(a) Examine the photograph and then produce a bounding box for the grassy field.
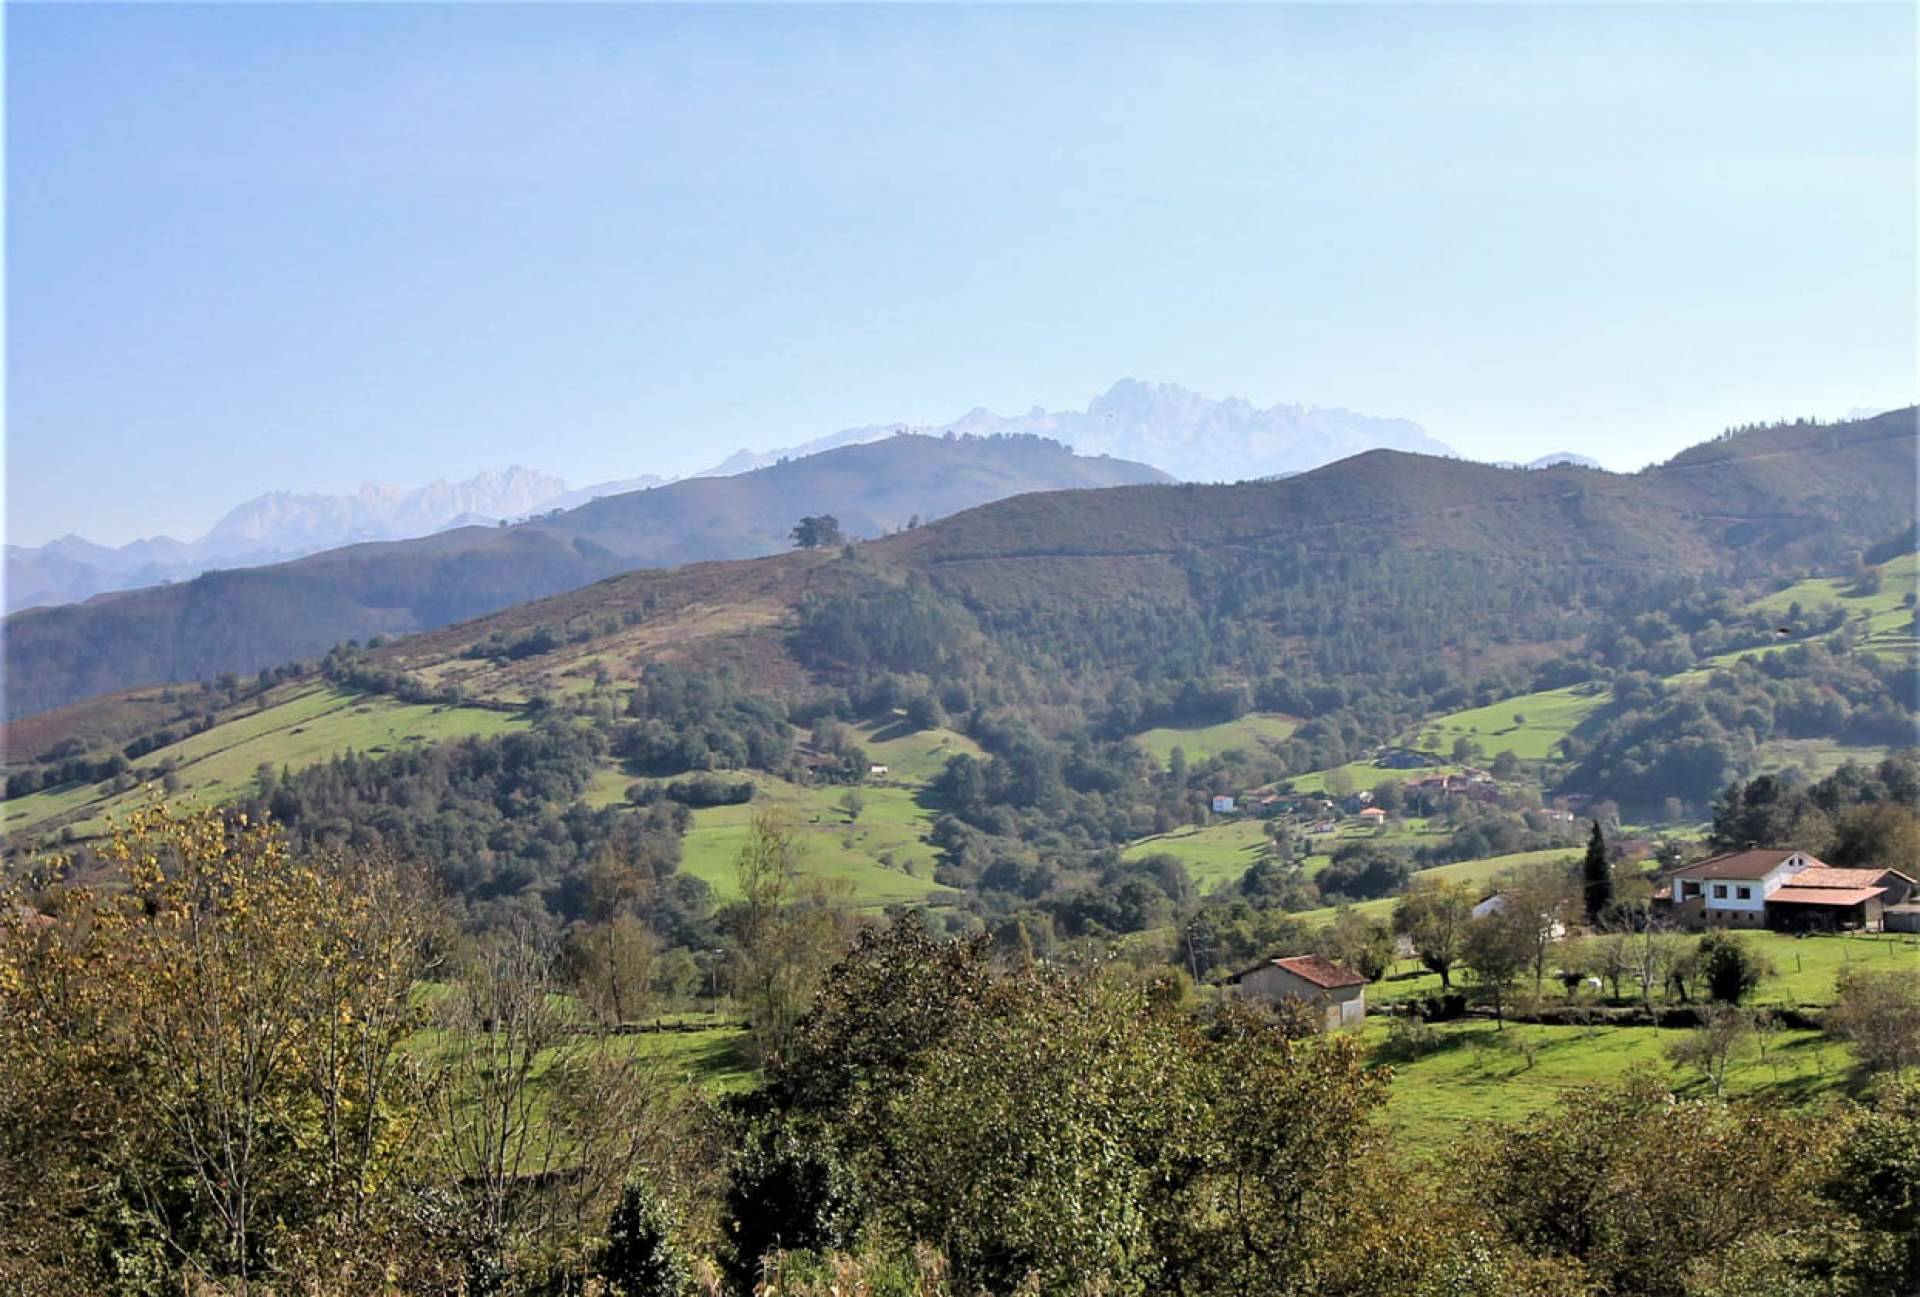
[856,721,985,785]
[1125,816,1455,895]
[1,685,526,839]
[1697,553,1920,672]
[1407,684,1610,763]
[674,777,954,908]
[1747,738,1895,780]
[1133,713,1299,767]
[1123,820,1273,893]
[1290,847,1583,928]
[1369,930,1920,1009]
[1284,759,1473,796]
[1364,1015,1858,1158]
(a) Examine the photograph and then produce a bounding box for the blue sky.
[7,2,1915,546]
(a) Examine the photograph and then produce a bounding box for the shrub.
[599,1174,690,1297]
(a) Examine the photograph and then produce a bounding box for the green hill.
[1,435,1168,718]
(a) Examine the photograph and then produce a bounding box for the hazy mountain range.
[1,433,1171,716]
[5,380,1439,614]
[4,468,666,614]
[690,379,1447,481]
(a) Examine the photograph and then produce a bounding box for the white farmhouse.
[1660,849,1909,932]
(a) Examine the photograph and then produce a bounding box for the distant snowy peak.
[8,466,579,613]
[200,466,568,554]
[1069,379,1447,480]
[687,380,1446,483]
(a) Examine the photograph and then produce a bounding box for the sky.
[6,2,1915,547]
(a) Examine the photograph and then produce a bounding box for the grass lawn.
[2,685,527,840]
[675,777,955,908]
[1407,683,1610,763]
[1364,1015,1859,1159]
[1133,713,1299,767]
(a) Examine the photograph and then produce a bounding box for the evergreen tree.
[1581,819,1613,924]
[600,1174,690,1297]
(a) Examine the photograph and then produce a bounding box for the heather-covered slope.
[1,434,1167,717]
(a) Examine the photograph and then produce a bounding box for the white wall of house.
[1702,879,1767,914]
[1698,854,1814,916]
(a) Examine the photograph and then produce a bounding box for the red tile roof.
[1767,886,1886,907]
[1789,867,1902,890]
[1669,849,1818,881]
[1270,953,1369,990]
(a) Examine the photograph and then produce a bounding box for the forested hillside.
[0,434,1167,717]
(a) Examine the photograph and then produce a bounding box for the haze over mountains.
[4,467,666,613]
[691,379,1447,481]
[5,380,1437,615]
[0,433,1170,716]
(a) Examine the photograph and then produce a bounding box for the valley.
[4,411,1916,1295]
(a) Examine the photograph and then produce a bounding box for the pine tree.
[1582,820,1613,924]
[599,1174,689,1297]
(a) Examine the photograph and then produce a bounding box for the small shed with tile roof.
[1224,953,1368,1030]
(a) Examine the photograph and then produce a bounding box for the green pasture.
[1700,553,1920,672]
[1408,684,1609,763]
[1133,713,1299,767]
[1748,738,1895,781]
[1125,815,1473,897]
[1123,820,1274,893]
[1285,759,1470,796]
[2,686,525,839]
[674,777,954,908]
[854,721,985,785]
[1369,930,1920,1010]
[1365,1016,1857,1159]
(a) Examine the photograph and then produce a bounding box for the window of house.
[1713,884,1728,899]
[1736,886,1751,899]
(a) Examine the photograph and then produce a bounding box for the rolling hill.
[356,408,1917,706]
[1,434,1167,718]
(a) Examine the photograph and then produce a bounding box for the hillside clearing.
[1408,684,1609,762]
[673,778,954,908]
[1,685,526,840]
[1132,713,1299,767]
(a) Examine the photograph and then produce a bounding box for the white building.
[1224,953,1367,1030]
[1661,848,1822,929]
[1472,891,1569,940]
[1662,849,1908,932]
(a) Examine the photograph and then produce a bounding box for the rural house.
[1657,849,1914,932]
[1212,795,1236,814]
[1357,806,1388,825]
[1224,953,1367,1030]
[1472,890,1568,939]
